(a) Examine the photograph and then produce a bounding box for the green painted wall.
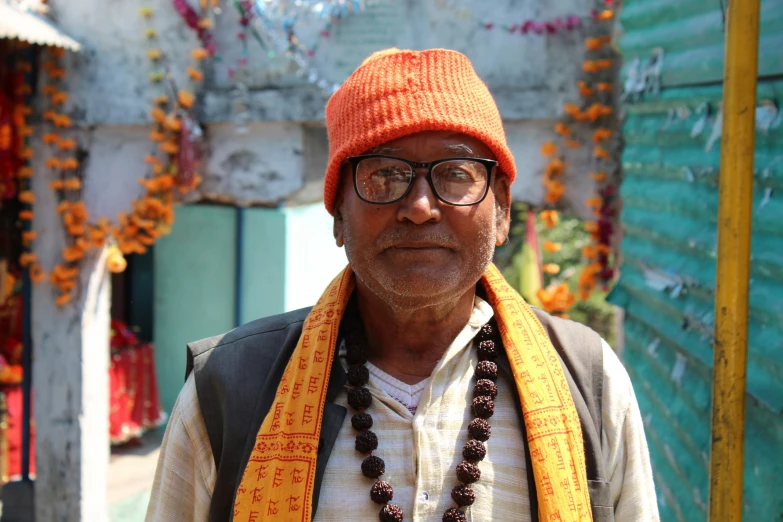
[612,1,783,520]
[240,208,287,324]
[153,205,236,415]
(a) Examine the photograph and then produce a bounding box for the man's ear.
[333,205,344,248]
[494,172,512,246]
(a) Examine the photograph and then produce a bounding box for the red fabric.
[1,384,35,479]
[109,343,165,444]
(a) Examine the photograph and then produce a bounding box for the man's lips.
[385,242,453,251]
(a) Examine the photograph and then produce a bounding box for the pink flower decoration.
[521,20,534,34]
[307,49,315,57]
[545,22,557,34]
[484,22,495,30]
[508,24,519,33]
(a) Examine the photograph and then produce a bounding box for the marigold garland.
[536,0,618,315]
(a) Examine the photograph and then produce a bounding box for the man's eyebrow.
[443,143,478,157]
[368,146,403,155]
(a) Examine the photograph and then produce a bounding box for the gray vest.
[186,306,615,522]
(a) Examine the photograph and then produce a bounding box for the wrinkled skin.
[333,130,511,383]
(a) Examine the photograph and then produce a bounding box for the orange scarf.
[234,264,592,521]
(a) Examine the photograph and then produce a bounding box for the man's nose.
[396,170,441,225]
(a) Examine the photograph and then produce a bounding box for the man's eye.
[375,168,406,179]
[446,169,473,181]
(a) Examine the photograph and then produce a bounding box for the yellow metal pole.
[708,0,761,520]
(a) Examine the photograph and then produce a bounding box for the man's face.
[334,130,512,310]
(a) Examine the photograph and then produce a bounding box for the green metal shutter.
[610,0,783,520]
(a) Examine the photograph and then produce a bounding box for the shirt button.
[419,491,429,503]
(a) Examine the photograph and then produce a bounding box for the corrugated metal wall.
[611,0,783,520]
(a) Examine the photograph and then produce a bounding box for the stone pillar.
[30,139,110,521]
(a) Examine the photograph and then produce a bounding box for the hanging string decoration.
[537,0,619,311]
[244,0,377,95]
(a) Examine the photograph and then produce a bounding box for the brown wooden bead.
[475,360,498,381]
[477,340,499,361]
[451,484,476,507]
[468,418,491,441]
[473,378,497,398]
[362,455,385,478]
[471,395,495,419]
[462,439,486,462]
[370,480,394,504]
[346,344,368,365]
[348,386,373,410]
[478,323,494,339]
[351,412,373,431]
[379,504,404,522]
[456,461,481,484]
[442,507,467,522]
[355,430,378,454]
[347,364,370,386]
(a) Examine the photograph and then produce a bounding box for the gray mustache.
[375,228,457,250]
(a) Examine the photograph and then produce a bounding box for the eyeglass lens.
[355,157,489,205]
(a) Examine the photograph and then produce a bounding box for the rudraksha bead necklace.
[341,304,502,522]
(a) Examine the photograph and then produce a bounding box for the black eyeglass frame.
[345,154,498,207]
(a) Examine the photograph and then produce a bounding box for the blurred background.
[0,0,781,520]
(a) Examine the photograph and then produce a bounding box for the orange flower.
[43,133,60,145]
[19,252,37,267]
[596,82,613,92]
[544,180,565,203]
[149,130,166,142]
[56,201,71,213]
[63,245,84,262]
[19,147,34,159]
[598,9,614,21]
[42,85,58,96]
[45,157,62,169]
[578,81,594,98]
[590,171,607,182]
[543,240,562,253]
[592,128,613,144]
[22,230,38,247]
[159,141,179,154]
[582,245,598,259]
[75,237,91,252]
[50,179,65,190]
[29,263,46,283]
[63,177,82,190]
[543,263,561,275]
[540,141,558,156]
[151,107,166,123]
[593,146,611,160]
[178,90,195,109]
[540,210,559,228]
[146,48,163,60]
[106,247,127,273]
[198,18,213,29]
[19,126,33,136]
[144,154,161,165]
[584,37,604,51]
[554,123,571,137]
[582,61,599,73]
[154,95,169,105]
[565,139,582,149]
[537,283,576,314]
[51,91,69,106]
[61,158,80,170]
[545,158,565,178]
[191,48,210,60]
[164,113,181,131]
[55,292,72,307]
[563,102,581,116]
[18,167,33,178]
[43,110,57,122]
[586,196,603,208]
[187,66,204,81]
[584,222,599,233]
[19,210,34,220]
[58,138,77,150]
[596,59,614,70]
[18,190,35,204]
[138,234,155,246]
[53,114,72,128]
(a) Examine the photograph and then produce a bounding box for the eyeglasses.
[345,155,497,206]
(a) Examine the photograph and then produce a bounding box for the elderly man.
[147,49,658,522]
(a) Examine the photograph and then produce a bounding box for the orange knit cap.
[323,48,517,215]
